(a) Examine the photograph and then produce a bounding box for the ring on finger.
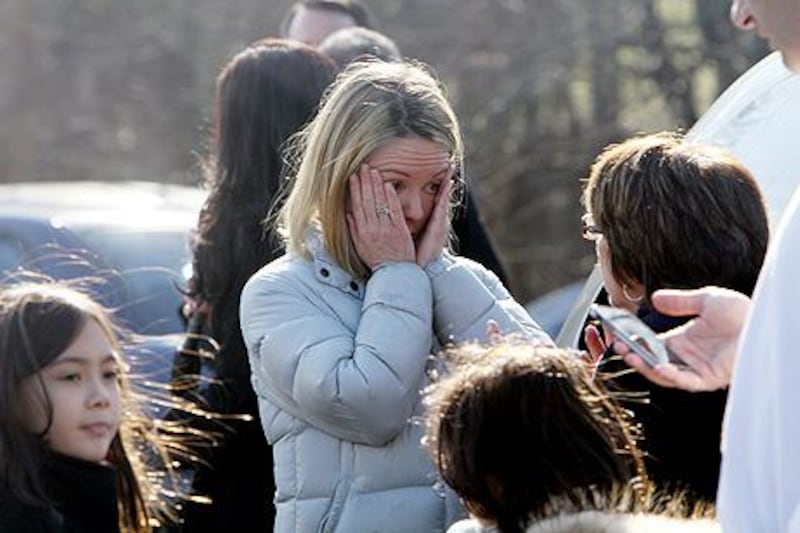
[376,205,392,218]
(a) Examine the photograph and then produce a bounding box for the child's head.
[0,282,152,529]
[423,342,649,533]
[3,283,123,463]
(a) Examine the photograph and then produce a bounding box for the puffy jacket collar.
[305,229,364,298]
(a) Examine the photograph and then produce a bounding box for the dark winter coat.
[0,453,119,533]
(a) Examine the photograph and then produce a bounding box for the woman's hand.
[581,322,608,376]
[486,319,502,344]
[415,176,454,268]
[584,323,607,360]
[347,164,415,270]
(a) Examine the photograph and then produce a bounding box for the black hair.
[188,39,337,403]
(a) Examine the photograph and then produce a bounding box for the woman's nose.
[730,0,756,30]
[401,192,425,222]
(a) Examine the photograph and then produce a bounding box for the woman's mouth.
[81,422,113,438]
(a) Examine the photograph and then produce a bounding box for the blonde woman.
[240,61,550,532]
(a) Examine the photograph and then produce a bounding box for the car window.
[0,234,26,273]
[74,228,191,334]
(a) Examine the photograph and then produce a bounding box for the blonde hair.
[278,60,464,279]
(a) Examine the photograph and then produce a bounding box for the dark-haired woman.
[182,39,337,531]
[581,132,769,503]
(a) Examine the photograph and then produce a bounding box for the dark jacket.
[452,189,508,286]
[605,306,727,503]
[176,312,274,532]
[0,453,119,533]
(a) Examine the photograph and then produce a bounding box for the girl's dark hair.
[0,283,151,531]
[423,343,650,533]
[0,281,213,532]
[581,132,769,301]
[188,38,336,399]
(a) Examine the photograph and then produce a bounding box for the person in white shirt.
[616,1,800,530]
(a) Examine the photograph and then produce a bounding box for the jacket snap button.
[349,281,358,291]
[320,268,329,277]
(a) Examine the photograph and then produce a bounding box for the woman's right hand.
[347,164,415,270]
[415,176,453,268]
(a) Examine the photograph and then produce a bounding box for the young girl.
[423,341,718,533]
[0,282,189,532]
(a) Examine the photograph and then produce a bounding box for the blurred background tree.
[0,0,766,302]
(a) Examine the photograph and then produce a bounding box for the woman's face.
[366,136,452,240]
[595,235,640,313]
[18,318,122,463]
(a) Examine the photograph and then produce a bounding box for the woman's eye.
[103,369,119,381]
[425,182,442,194]
[386,181,401,191]
[60,373,81,382]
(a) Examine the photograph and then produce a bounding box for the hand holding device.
[588,304,680,367]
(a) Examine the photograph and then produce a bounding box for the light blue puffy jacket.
[240,232,550,532]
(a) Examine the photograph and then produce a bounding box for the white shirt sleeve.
[718,185,800,533]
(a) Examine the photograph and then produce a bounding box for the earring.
[622,283,644,303]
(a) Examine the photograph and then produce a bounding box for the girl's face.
[19,318,122,463]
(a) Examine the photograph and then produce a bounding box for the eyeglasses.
[581,213,602,242]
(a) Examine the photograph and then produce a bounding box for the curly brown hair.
[423,342,650,533]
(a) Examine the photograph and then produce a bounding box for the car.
[0,180,206,388]
[524,280,584,339]
[554,51,800,348]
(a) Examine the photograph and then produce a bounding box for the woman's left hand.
[416,176,454,267]
[581,322,608,374]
